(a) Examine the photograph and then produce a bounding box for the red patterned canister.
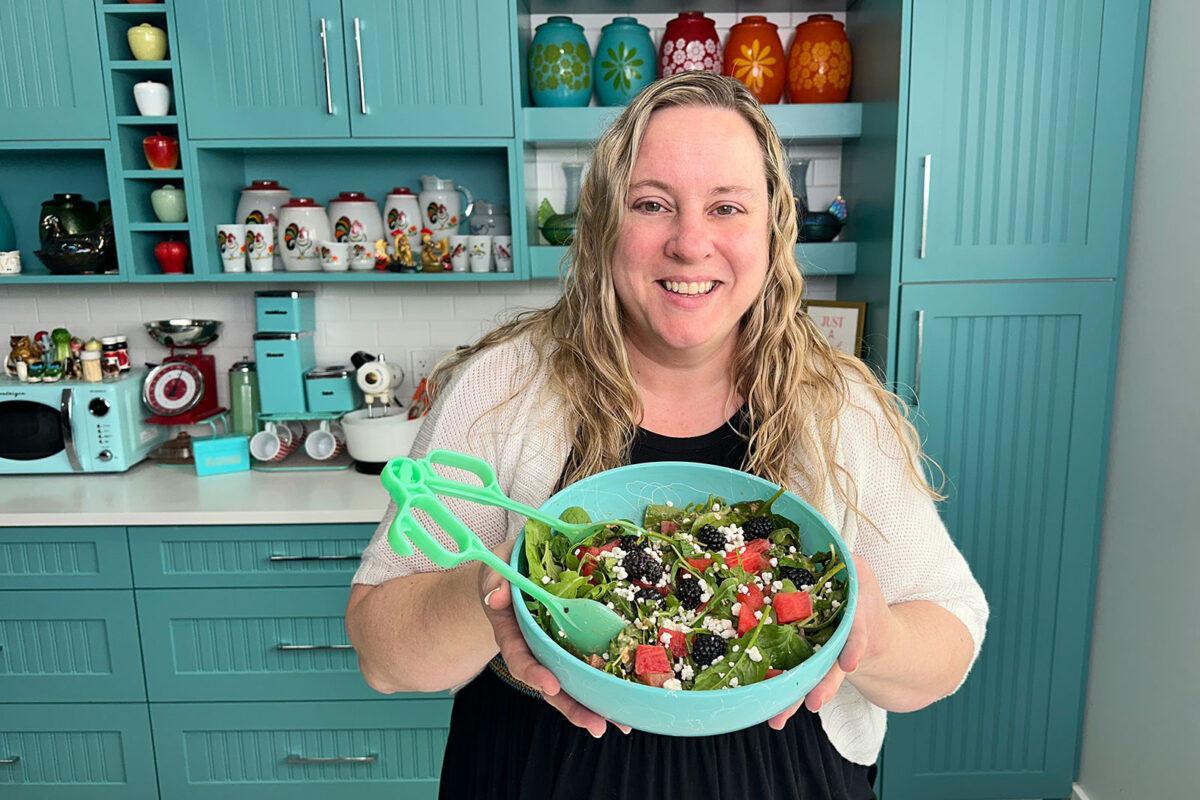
[659,12,722,76]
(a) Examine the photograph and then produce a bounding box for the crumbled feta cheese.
[607,602,615,609]
[732,645,740,652]
[681,663,695,680]
[771,581,784,592]
[729,676,738,687]
[661,632,673,646]
[747,646,763,662]
[663,678,683,691]
[832,600,841,609]
[557,630,566,638]
[712,504,721,512]
[541,575,551,584]
[762,596,772,605]
[666,500,674,507]
[769,557,778,567]
[754,610,763,620]
[731,602,742,614]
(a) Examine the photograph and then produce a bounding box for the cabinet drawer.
[0,591,146,703]
[129,525,373,588]
[138,587,395,701]
[151,699,450,800]
[0,527,131,590]
[0,703,158,799]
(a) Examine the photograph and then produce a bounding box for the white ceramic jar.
[383,187,422,256]
[418,174,473,244]
[327,191,384,270]
[132,80,170,116]
[235,180,291,271]
[276,198,330,272]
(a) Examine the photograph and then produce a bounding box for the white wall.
[1077,0,1200,797]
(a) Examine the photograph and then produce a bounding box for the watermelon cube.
[635,645,672,677]
[773,591,814,623]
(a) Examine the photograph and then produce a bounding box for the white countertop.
[0,462,391,526]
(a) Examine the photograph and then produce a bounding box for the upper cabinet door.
[0,0,107,140]
[901,0,1148,282]
[175,0,350,139]
[342,0,513,138]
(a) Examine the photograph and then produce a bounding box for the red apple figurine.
[143,132,179,170]
[154,239,188,274]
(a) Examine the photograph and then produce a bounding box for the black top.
[437,418,876,800]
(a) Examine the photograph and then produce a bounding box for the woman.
[346,72,987,800]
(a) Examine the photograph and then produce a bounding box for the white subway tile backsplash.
[452,293,509,321]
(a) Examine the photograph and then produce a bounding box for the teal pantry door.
[899,0,1147,283]
[886,280,1119,800]
[174,0,350,139]
[0,0,107,140]
[341,0,513,138]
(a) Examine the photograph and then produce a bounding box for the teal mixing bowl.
[509,461,857,736]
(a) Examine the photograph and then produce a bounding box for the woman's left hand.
[767,554,893,729]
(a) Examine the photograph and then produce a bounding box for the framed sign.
[804,300,866,358]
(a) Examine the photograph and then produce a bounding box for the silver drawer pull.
[287,754,376,765]
[0,756,19,766]
[276,644,355,651]
[269,554,361,562]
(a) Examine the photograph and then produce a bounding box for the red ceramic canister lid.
[280,197,321,208]
[330,191,376,203]
[243,179,290,192]
[389,187,415,195]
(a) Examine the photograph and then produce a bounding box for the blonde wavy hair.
[431,71,939,512]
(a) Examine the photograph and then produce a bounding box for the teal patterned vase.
[594,17,655,105]
[529,16,592,107]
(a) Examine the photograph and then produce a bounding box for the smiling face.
[612,104,770,367]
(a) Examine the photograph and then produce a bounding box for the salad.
[522,488,849,690]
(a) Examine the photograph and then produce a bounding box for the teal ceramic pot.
[39,194,99,244]
[594,17,656,105]
[529,16,592,107]
[150,184,187,223]
[510,460,857,736]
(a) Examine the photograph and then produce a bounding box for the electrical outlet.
[410,349,443,381]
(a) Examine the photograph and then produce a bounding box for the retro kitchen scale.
[142,319,226,425]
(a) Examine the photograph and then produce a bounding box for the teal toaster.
[304,366,363,413]
[253,331,316,413]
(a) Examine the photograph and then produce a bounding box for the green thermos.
[228,358,260,437]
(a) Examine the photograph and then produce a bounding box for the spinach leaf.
[559,506,591,527]
[523,519,553,584]
[755,621,815,671]
[644,503,686,533]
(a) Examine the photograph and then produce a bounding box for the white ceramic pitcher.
[418,175,473,243]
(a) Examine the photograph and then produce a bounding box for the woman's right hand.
[479,540,630,738]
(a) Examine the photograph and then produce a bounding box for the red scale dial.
[142,360,205,416]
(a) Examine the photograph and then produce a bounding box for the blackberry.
[691,633,727,668]
[695,524,725,551]
[618,533,641,551]
[621,548,663,584]
[635,587,664,607]
[743,516,775,541]
[674,575,703,610]
[781,565,816,588]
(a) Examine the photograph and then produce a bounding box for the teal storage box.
[254,331,316,413]
[305,366,362,413]
[255,290,315,332]
[193,435,250,476]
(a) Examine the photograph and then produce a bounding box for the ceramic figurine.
[43,362,63,382]
[439,239,453,271]
[391,230,414,271]
[27,362,45,382]
[374,239,390,270]
[51,328,71,365]
[6,335,40,377]
[419,229,441,272]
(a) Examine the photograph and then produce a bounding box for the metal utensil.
[380,449,632,654]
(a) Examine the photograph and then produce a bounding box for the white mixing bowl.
[341,408,423,470]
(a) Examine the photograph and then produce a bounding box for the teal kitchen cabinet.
[174,0,513,140]
[0,0,108,140]
[885,280,1120,800]
[899,0,1147,283]
[0,703,158,800]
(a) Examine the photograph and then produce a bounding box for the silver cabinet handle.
[0,756,19,766]
[319,19,333,114]
[269,554,360,562]
[354,18,367,114]
[287,754,376,765]
[60,389,82,472]
[914,309,925,407]
[919,154,931,258]
[276,644,354,651]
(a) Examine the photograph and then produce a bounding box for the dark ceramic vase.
[39,194,99,244]
[798,211,844,243]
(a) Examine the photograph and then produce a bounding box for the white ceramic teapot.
[418,175,473,244]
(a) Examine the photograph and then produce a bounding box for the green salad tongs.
[380,449,629,655]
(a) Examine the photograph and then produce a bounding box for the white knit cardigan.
[353,334,989,766]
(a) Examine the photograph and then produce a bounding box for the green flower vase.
[594,17,655,105]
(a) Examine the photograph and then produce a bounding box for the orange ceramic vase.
[787,14,852,103]
[723,16,785,104]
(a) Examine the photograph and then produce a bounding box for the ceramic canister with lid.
[594,17,656,106]
[787,14,853,103]
[327,192,384,270]
[276,198,330,272]
[236,180,292,270]
[529,16,592,107]
[660,12,722,77]
[383,187,422,256]
[724,16,786,104]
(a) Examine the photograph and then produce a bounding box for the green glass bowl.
[540,213,576,246]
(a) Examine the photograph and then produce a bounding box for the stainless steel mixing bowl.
[144,319,222,348]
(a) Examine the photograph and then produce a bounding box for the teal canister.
[228,358,261,436]
[529,16,592,107]
[594,17,656,105]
